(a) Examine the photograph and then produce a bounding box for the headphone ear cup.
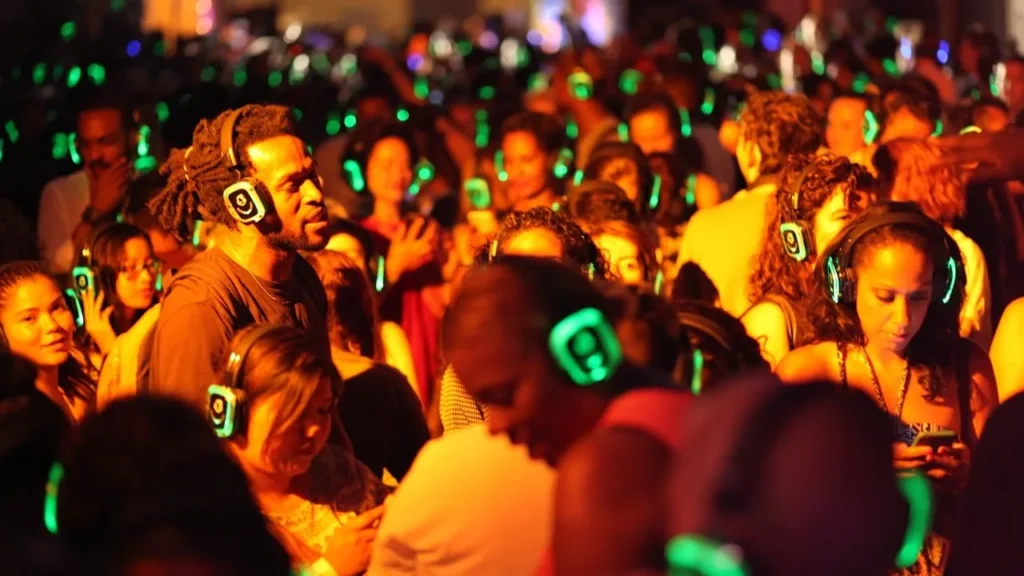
[343,159,366,193]
[223,180,270,224]
[894,472,935,568]
[665,535,749,576]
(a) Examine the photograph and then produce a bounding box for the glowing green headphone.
[494,148,575,183]
[548,308,623,387]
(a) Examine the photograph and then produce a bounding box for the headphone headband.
[787,162,817,214]
[831,211,951,271]
[220,108,244,170]
[222,323,281,390]
[678,312,734,357]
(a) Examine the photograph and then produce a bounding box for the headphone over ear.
[494,147,575,182]
[548,307,623,387]
[664,385,935,576]
[220,109,272,225]
[821,208,962,306]
[206,324,282,439]
[778,164,817,262]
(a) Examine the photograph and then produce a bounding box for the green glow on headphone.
[942,257,956,304]
[192,219,204,247]
[44,462,64,535]
[619,68,643,95]
[155,101,170,124]
[325,110,342,136]
[495,150,507,182]
[67,66,81,88]
[666,534,747,576]
[396,107,410,123]
[679,108,693,138]
[701,87,716,115]
[931,120,943,138]
[414,77,429,100]
[32,63,46,85]
[479,85,496,101]
[568,70,594,100]
[573,169,584,186]
[852,73,870,94]
[566,119,579,140]
[685,173,697,207]
[959,125,982,135]
[649,174,663,211]
[690,349,705,395]
[343,110,357,130]
[343,159,365,192]
[68,133,80,164]
[863,110,880,144]
[375,255,386,292]
[618,122,630,142]
[137,125,151,158]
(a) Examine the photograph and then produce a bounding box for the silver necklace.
[225,238,288,304]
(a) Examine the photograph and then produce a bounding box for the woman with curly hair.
[741,153,878,368]
[778,202,999,576]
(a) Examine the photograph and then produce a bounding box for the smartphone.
[71,266,95,295]
[910,430,956,450]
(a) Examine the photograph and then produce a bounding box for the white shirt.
[367,425,555,576]
[38,170,90,274]
[949,228,993,348]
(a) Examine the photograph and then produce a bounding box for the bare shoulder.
[776,342,839,384]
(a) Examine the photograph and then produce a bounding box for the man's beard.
[265,226,328,252]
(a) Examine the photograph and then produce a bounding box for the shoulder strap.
[762,294,798,348]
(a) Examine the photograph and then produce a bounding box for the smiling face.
[853,241,933,354]
[0,275,75,368]
[245,135,329,251]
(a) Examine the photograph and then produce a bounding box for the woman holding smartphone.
[778,203,999,575]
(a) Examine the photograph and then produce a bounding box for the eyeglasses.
[119,258,161,280]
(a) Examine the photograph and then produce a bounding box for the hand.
[82,288,117,355]
[322,504,386,576]
[385,218,438,284]
[927,442,971,492]
[892,443,933,471]
[87,158,132,216]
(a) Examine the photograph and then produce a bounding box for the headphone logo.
[224,187,261,222]
[779,223,809,261]
[548,308,623,387]
[207,383,241,438]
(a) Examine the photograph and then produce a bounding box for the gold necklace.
[861,346,911,418]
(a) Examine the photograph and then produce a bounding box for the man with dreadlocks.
[140,104,331,407]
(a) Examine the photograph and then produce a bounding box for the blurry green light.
[5,121,19,144]
[343,111,357,129]
[479,85,496,100]
[154,40,165,57]
[739,29,756,48]
[679,108,692,138]
[767,73,781,89]
[69,133,80,164]
[326,111,342,136]
[475,125,490,149]
[233,69,247,87]
[111,0,125,11]
[619,68,643,95]
[137,125,151,157]
[67,66,81,88]
[201,66,216,82]
[883,59,898,77]
[268,70,283,87]
[417,161,435,181]
[396,107,410,122]
[414,77,429,100]
[155,101,170,123]
[135,156,158,173]
[0,139,4,163]
[87,63,106,86]
[52,133,69,160]
[60,21,76,42]
[566,119,579,140]
[33,63,46,85]
[457,40,473,56]
[811,54,825,76]
[702,49,717,67]
[852,73,870,94]
[312,53,331,75]
[701,88,716,115]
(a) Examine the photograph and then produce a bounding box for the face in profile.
[247,135,329,251]
[234,375,335,479]
[827,97,868,157]
[854,241,934,354]
[0,275,75,368]
[365,136,413,205]
[628,109,675,156]
[812,189,860,258]
[501,131,550,203]
[116,237,158,311]
[595,233,644,286]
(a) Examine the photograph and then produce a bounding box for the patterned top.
[267,445,390,556]
[439,365,489,433]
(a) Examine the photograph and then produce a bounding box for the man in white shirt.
[367,425,555,576]
[676,92,824,317]
[38,90,133,274]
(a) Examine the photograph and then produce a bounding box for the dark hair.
[56,396,292,575]
[602,285,681,374]
[124,171,172,233]
[739,91,824,176]
[489,207,610,280]
[646,150,699,228]
[306,251,379,359]
[225,324,343,451]
[500,111,568,156]
[340,118,419,185]
[0,261,96,405]
[874,139,965,224]
[809,202,966,399]
[876,78,942,132]
[674,300,767,387]
[582,141,655,214]
[72,86,132,129]
[567,180,640,227]
[323,217,377,267]
[87,223,157,334]
[624,91,682,135]
[0,198,40,266]
[149,104,299,241]
[0,354,69,536]
[587,220,658,284]
[749,153,877,341]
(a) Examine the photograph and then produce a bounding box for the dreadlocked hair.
[148,105,299,242]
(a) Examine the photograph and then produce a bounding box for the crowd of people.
[3,7,1024,576]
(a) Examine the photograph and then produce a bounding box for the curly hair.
[148,104,299,242]
[673,300,767,388]
[749,153,878,345]
[587,219,659,284]
[567,180,640,227]
[806,202,966,400]
[873,138,965,224]
[738,91,824,176]
[486,207,610,280]
[0,261,96,404]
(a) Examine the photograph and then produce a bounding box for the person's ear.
[748,142,763,172]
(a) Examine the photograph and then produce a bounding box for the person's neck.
[744,173,778,192]
[864,340,908,367]
[35,366,62,401]
[513,188,558,212]
[222,229,295,282]
[241,458,294,506]
[372,201,402,227]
